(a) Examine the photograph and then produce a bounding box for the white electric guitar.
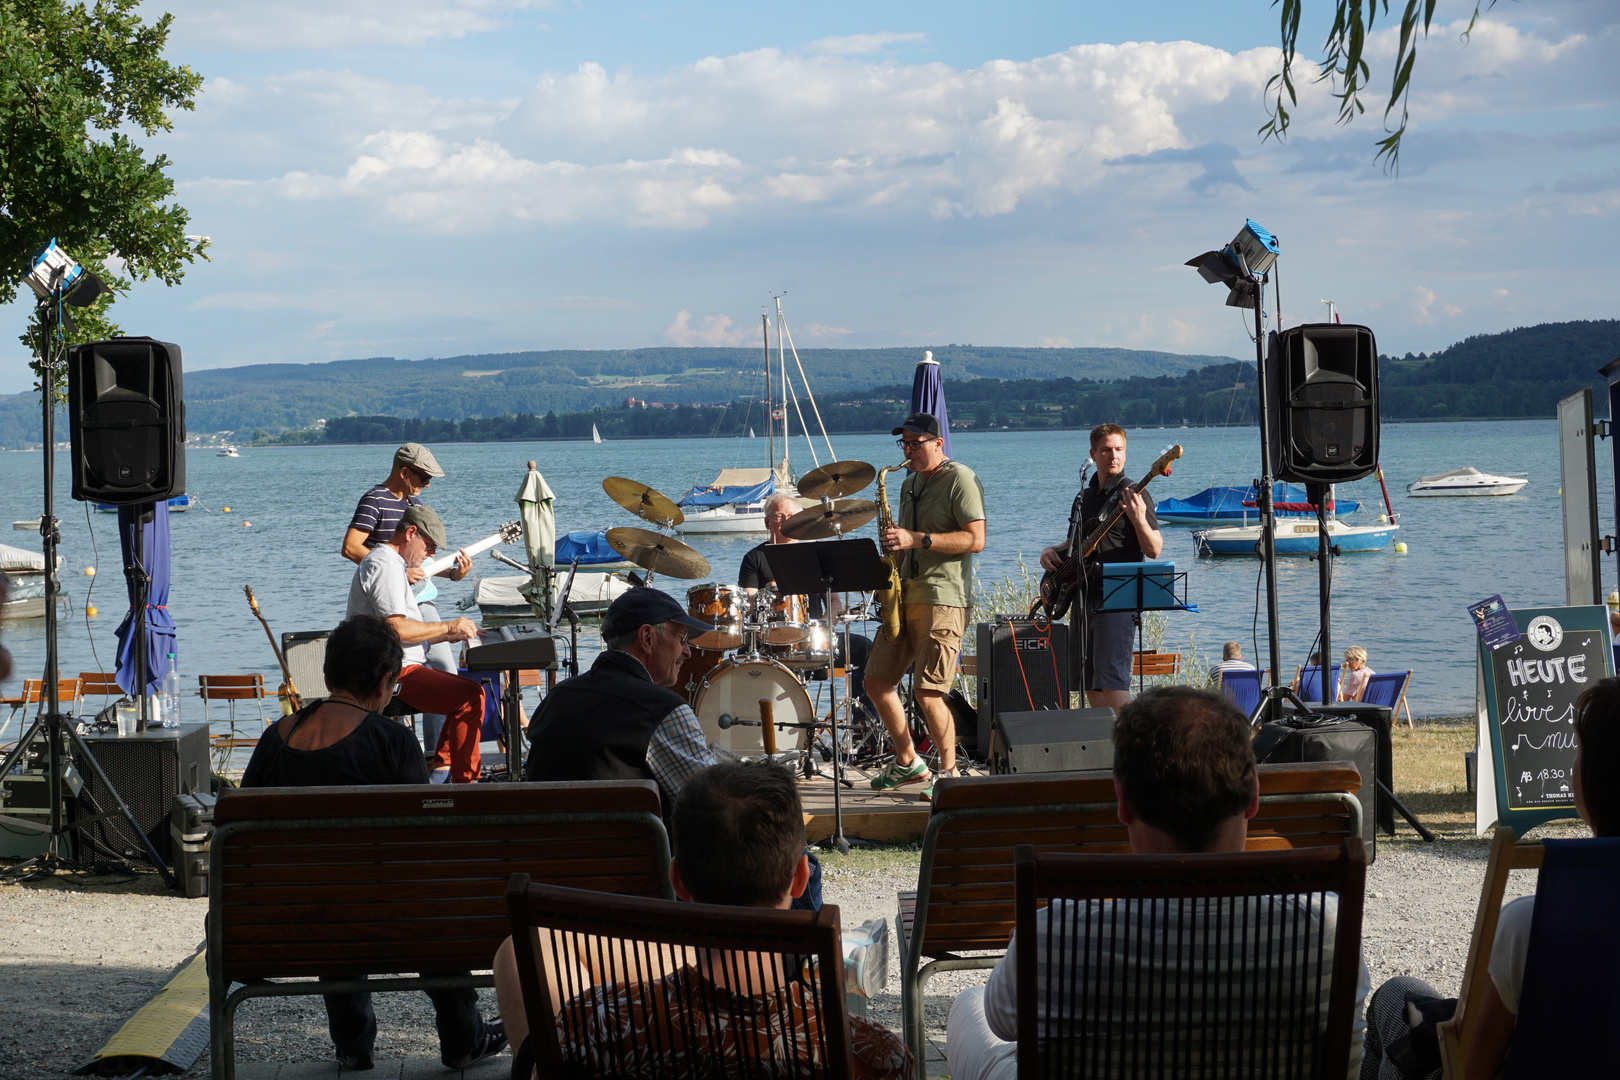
[415,520,522,604]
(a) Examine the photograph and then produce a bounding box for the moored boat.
[475,571,633,620]
[1406,467,1527,497]
[96,493,196,513]
[1192,517,1398,556]
[1156,483,1360,526]
[675,468,775,534]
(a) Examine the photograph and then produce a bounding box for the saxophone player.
[866,413,986,800]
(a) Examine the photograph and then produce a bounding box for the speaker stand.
[0,292,172,886]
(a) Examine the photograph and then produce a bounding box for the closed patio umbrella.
[515,461,556,621]
[910,350,952,458]
[114,501,176,723]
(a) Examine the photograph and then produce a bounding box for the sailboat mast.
[775,295,791,480]
[762,313,773,473]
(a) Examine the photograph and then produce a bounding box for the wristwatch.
[921,533,932,550]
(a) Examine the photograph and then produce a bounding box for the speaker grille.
[77,726,208,864]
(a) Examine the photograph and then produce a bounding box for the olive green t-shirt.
[896,460,986,608]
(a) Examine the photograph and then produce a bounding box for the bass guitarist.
[1039,424,1162,713]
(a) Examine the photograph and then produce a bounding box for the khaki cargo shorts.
[864,603,967,693]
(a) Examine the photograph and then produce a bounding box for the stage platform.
[796,768,931,845]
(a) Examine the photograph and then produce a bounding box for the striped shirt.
[348,484,420,547]
[982,894,1368,1079]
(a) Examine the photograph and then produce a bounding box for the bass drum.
[675,648,727,704]
[695,658,815,756]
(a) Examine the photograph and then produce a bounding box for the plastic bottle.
[161,653,182,727]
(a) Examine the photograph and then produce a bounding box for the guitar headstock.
[499,520,523,544]
[244,584,261,615]
[1153,445,1184,477]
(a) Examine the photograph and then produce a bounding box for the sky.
[2,0,1617,394]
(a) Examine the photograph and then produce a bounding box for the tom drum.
[759,589,809,645]
[686,583,744,650]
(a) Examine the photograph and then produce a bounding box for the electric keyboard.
[464,624,559,671]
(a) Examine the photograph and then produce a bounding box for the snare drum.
[694,657,815,755]
[769,621,833,670]
[686,583,744,650]
[760,589,809,645]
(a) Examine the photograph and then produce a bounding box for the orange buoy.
[242,520,252,527]
[85,605,98,617]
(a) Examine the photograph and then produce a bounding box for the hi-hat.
[603,477,685,526]
[797,460,876,500]
[605,527,711,579]
[780,498,878,541]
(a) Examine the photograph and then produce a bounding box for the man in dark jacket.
[524,588,715,809]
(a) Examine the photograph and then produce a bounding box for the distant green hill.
[1380,319,1620,419]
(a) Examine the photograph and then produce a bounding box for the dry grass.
[1384,719,1480,842]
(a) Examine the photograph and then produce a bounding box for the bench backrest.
[209,780,670,981]
[914,762,1361,955]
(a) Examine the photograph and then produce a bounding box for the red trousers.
[396,664,485,783]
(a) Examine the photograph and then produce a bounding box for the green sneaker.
[870,757,932,791]
[919,771,958,802]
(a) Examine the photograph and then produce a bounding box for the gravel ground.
[0,819,1591,1079]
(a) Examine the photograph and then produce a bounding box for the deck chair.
[1497,837,1620,1079]
[198,674,268,768]
[1360,671,1413,728]
[76,672,125,710]
[1221,668,1263,718]
[3,677,82,741]
[1436,826,1543,1079]
[506,874,858,1080]
[1014,840,1367,1080]
[1295,664,1342,705]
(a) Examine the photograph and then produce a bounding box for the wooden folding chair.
[1014,840,1367,1079]
[1361,670,1415,728]
[77,672,124,709]
[198,674,268,767]
[3,677,82,741]
[506,875,858,1080]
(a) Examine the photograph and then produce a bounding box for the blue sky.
[2,0,1616,394]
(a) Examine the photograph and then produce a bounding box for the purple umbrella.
[909,350,952,458]
[115,500,176,703]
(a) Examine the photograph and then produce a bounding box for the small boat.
[591,425,602,445]
[554,530,637,570]
[1406,467,1528,497]
[218,446,240,457]
[1,574,65,619]
[1192,517,1398,557]
[675,468,775,534]
[1156,484,1360,526]
[475,571,634,620]
[95,494,197,513]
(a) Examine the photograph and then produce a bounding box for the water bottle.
[161,653,182,727]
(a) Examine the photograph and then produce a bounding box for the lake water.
[1,419,1612,730]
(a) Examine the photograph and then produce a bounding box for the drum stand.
[764,538,890,855]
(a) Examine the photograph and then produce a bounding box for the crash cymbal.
[603,477,685,527]
[605,526,711,580]
[780,498,879,541]
[797,460,876,500]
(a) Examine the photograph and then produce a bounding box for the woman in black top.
[240,616,506,1071]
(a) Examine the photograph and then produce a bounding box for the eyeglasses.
[407,466,432,485]
[897,436,938,450]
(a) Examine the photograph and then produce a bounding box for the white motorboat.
[218,446,240,457]
[474,571,633,620]
[1406,467,1528,497]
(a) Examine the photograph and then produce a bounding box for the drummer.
[738,494,873,716]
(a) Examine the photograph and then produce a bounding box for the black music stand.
[1096,561,1189,694]
[765,538,890,855]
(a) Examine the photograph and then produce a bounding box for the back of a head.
[1575,678,1620,836]
[1223,641,1242,661]
[1114,687,1256,852]
[324,615,404,698]
[671,760,805,906]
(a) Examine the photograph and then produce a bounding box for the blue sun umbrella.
[909,350,952,458]
[114,501,176,705]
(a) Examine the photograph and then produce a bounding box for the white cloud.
[807,32,927,55]
[154,0,551,50]
[663,311,755,346]
[798,323,853,340]
[1038,335,1073,348]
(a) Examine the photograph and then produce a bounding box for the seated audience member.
[1362,678,1620,1080]
[1339,646,1375,702]
[241,616,506,1072]
[946,686,1369,1080]
[1209,640,1256,682]
[493,760,911,1080]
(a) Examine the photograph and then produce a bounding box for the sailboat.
[591,424,603,444]
[675,297,834,534]
[748,427,756,438]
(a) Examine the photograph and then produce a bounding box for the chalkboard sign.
[1476,604,1611,834]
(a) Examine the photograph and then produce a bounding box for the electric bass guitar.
[1030,444,1182,621]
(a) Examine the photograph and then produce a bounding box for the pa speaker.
[67,337,186,505]
[989,708,1116,775]
[77,724,209,865]
[1265,324,1379,484]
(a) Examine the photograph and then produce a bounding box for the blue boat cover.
[554,530,623,566]
[1157,484,1359,518]
[677,478,774,508]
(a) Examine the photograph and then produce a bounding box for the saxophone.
[873,462,908,642]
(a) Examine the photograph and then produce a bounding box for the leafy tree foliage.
[1263,0,1496,170]
[2,0,204,391]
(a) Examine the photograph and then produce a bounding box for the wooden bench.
[896,761,1363,1072]
[206,780,672,1080]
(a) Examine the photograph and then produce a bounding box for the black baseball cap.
[601,587,713,639]
[892,412,943,438]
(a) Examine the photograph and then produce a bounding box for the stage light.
[1184,219,1279,309]
[26,239,105,307]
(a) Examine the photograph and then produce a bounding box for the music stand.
[1096,561,1189,694]
[764,538,890,854]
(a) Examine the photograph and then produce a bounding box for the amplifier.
[0,771,74,859]
[976,617,1071,721]
[1254,716,1379,860]
[283,629,332,699]
[77,724,209,865]
[989,708,1116,775]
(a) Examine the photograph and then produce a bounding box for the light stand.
[0,282,173,884]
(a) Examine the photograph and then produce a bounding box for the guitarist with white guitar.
[1038,425,1163,714]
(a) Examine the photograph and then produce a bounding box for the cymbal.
[780,498,879,541]
[797,460,876,500]
[605,526,711,580]
[603,477,685,527]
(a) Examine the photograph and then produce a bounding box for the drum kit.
[597,462,895,771]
